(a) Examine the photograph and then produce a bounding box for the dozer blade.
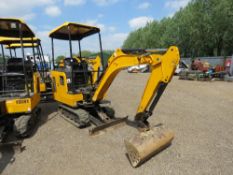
[124,125,174,167]
[89,116,128,135]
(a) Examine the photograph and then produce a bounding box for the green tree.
[123,0,233,57]
[80,50,93,57]
[56,55,65,63]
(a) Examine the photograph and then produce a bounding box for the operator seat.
[64,58,91,91]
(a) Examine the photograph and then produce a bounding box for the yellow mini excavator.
[49,22,180,167]
[0,18,41,143]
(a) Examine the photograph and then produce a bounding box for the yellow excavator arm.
[92,46,180,129]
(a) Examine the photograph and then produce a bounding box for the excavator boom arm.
[92,46,180,126]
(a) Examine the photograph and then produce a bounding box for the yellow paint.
[32,72,40,94]
[40,82,46,92]
[4,72,41,114]
[83,55,101,83]
[0,37,39,45]
[50,70,83,107]
[0,18,26,24]
[5,43,38,49]
[49,22,100,39]
[5,93,40,114]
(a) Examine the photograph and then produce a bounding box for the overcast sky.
[0,0,191,56]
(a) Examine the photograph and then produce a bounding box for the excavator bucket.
[124,125,174,167]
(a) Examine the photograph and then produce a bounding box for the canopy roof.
[5,43,38,49]
[0,37,40,45]
[49,22,100,40]
[0,18,35,38]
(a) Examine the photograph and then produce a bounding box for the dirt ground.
[1,72,233,175]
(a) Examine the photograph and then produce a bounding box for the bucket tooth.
[124,125,174,167]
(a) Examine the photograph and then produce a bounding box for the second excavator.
[0,18,42,142]
[49,22,180,167]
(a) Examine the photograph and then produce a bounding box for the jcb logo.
[16,99,29,104]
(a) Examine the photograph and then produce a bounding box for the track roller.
[59,104,91,128]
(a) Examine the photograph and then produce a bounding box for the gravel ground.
[1,72,233,175]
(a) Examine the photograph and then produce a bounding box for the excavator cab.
[0,18,41,143]
[60,57,90,91]
[50,22,180,167]
[5,41,53,101]
[50,22,102,82]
